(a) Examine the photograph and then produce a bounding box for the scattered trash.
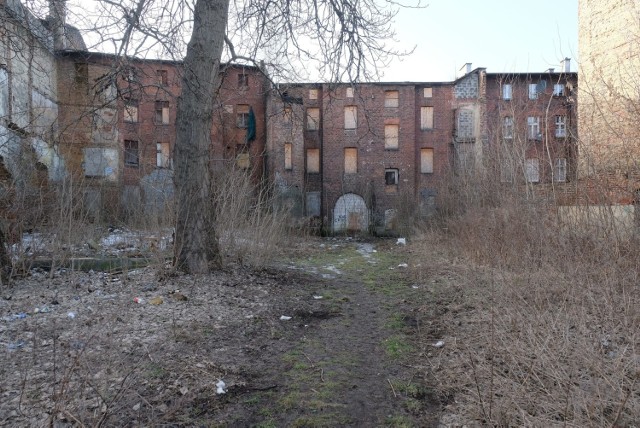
[132,402,141,411]
[396,237,406,246]
[3,312,28,322]
[150,296,164,305]
[313,295,324,300]
[34,306,52,314]
[67,312,76,319]
[432,340,445,348]
[280,315,292,321]
[179,386,189,395]
[397,263,409,268]
[133,297,144,304]
[216,380,227,394]
[411,285,419,289]
[141,284,157,292]
[171,292,188,301]
[7,341,25,350]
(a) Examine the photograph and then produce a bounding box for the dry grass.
[411,182,639,426]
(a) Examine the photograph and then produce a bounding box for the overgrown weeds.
[412,175,639,426]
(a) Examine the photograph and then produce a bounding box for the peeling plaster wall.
[0,0,65,182]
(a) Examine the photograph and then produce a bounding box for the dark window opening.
[124,140,139,167]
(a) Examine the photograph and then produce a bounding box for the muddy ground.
[0,237,451,427]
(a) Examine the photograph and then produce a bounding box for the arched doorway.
[333,193,368,233]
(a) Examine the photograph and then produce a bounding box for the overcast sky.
[380,0,578,82]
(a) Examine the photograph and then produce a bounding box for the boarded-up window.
[423,87,433,98]
[307,149,320,173]
[421,148,434,173]
[457,109,474,139]
[157,70,168,86]
[155,101,170,124]
[283,106,292,123]
[236,152,250,169]
[344,148,357,173]
[346,87,354,98]
[306,192,321,217]
[385,90,399,107]
[284,143,292,170]
[344,106,357,129]
[124,100,138,122]
[83,147,118,179]
[421,106,434,130]
[124,140,139,166]
[307,107,320,130]
[237,104,250,128]
[309,89,318,99]
[156,142,170,168]
[384,124,399,149]
[525,158,539,183]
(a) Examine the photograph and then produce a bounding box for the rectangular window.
[156,142,170,168]
[238,73,249,88]
[527,116,540,140]
[525,158,539,183]
[155,101,170,124]
[306,148,320,173]
[74,62,88,85]
[306,107,320,130]
[283,106,292,124]
[420,148,434,174]
[309,89,319,99]
[385,168,399,185]
[346,87,354,98]
[553,83,565,96]
[344,106,357,129]
[157,70,168,86]
[528,83,538,100]
[555,158,567,182]
[502,84,512,100]
[124,140,139,167]
[421,106,434,130]
[344,148,357,173]
[384,124,399,149]
[284,143,292,170]
[423,87,433,98]
[236,104,250,128]
[385,90,399,108]
[555,115,566,137]
[236,152,250,169]
[503,116,514,139]
[123,100,138,122]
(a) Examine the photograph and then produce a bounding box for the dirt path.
[219,239,441,427]
[0,238,442,427]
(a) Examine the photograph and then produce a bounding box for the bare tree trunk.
[173,0,229,273]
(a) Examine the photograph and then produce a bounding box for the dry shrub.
[211,164,291,267]
[413,176,639,426]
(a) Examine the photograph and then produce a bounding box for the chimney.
[561,57,571,73]
[459,62,472,75]
[48,0,67,50]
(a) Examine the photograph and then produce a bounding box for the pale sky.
[381,0,578,82]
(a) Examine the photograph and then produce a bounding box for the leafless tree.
[63,0,417,273]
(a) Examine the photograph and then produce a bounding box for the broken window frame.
[155,101,170,124]
[236,104,250,128]
[156,69,168,86]
[385,168,399,185]
[123,100,139,123]
[124,140,139,167]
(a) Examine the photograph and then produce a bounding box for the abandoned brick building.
[1,0,578,233]
[267,64,577,232]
